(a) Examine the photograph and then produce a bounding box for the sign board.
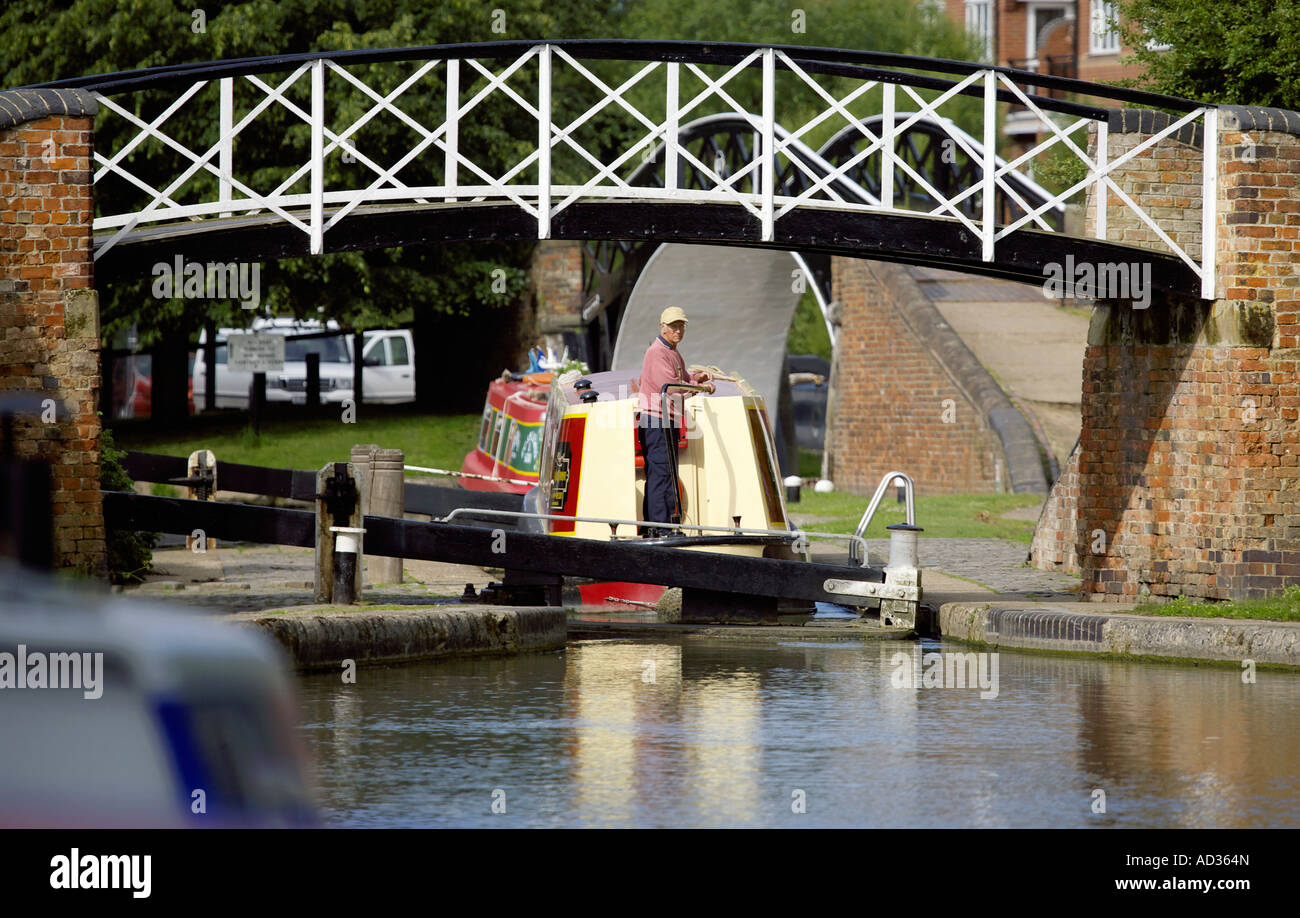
[227,333,285,373]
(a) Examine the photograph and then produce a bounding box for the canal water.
[296,636,1300,828]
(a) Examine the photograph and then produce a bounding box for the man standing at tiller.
[637,306,714,538]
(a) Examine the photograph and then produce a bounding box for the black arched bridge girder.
[94,199,1201,299]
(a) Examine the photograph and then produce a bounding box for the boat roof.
[554,369,748,407]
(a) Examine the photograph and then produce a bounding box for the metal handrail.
[28,39,1202,113]
[437,507,871,566]
[849,471,916,565]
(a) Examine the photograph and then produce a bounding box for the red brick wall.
[0,113,104,576]
[826,257,1001,495]
[1031,439,1081,574]
[1061,108,1300,600]
[530,239,584,333]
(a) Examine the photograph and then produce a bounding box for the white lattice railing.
[84,43,1218,298]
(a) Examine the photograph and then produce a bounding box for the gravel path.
[864,536,1080,597]
[127,545,490,615]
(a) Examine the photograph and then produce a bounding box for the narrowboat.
[533,369,799,559]
[460,372,551,493]
[458,365,923,620]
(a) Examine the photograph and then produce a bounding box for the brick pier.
[1033,106,1300,600]
[0,89,104,576]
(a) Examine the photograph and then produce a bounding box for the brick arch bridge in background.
[1,41,1294,601]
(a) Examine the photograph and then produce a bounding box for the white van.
[193,318,415,408]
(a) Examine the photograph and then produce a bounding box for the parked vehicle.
[193,318,415,408]
[110,353,196,419]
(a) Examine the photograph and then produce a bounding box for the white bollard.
[329,525,366,604]
[881,522,923,629]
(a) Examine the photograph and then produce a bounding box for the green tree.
[0,0,980,358]
[0,0,608,350]
[1118,0,1300,109]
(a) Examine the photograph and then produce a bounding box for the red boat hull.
[574,581,668,608]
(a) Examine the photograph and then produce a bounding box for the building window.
[965,0,993,62]
[1030,6,1069,58]
[1090,0,1121,55]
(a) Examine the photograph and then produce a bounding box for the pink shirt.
[637,336,699,423]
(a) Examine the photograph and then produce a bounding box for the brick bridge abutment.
[0,89,104,576]
[1031,106,1300,600]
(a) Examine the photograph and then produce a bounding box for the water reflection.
[295,638,1300,827]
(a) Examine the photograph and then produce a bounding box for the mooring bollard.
[368,448,404,585]
[350,444,402,585]
[314,461,362,603]
[880,522,923,628]
[329,526,366,604]
[183,449,217,551]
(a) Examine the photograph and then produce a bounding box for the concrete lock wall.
[1034,106,1300,601]
[0,89,105,576]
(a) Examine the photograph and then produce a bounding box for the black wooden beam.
[123,451,527,513]
[103,490,316,548]
[102,491,883,605]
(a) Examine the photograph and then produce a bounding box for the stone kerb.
[0,88,105,576]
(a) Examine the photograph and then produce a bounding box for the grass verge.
[788,490,1043,542]
[116,407,481,476]
[1130,586,1300,623]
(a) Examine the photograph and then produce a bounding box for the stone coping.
[233,605,566,672]
[939,601,1300,668]
[0,88,98,130]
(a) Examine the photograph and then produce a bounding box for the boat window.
[489,412,505,457]
[498,418,515,461]
[478,405,494,450]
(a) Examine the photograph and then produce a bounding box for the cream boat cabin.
[536,369,796,558]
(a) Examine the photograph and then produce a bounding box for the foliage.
[99,427,159,583]
[1029,136,1090,199]
[786,287,832,362]
[556,357,591,376]
[1117,0,1300,109]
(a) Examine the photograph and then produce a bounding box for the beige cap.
[659,306,689,325]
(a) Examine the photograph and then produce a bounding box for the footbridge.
[29,40,1211,294]
[9,40,1300,604]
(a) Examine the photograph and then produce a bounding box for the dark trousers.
[638,417,680,531]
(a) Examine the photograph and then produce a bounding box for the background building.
[943,1,1165,159]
